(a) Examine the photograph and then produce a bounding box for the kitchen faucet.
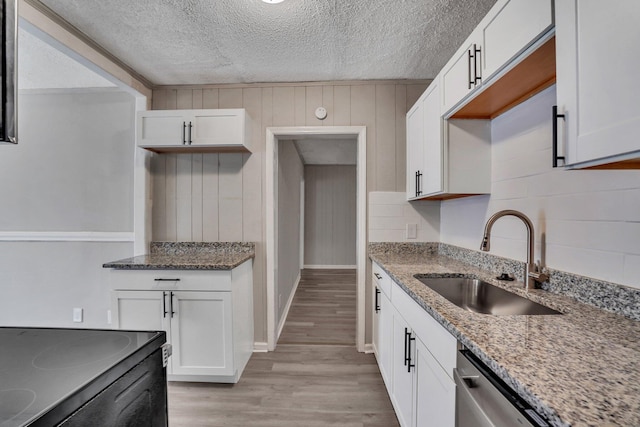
[480,210,548,290]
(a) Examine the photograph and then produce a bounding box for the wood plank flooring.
[279,269,357,345]
[168,269,399,427]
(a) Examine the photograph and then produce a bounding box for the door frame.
[265,126,367,352]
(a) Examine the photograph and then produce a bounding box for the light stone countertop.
[369,250,640,427]
[103,242,254,270]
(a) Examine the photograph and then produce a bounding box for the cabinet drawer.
[372,262,392,298]
[109,269,232,291]
[391,280,457,380]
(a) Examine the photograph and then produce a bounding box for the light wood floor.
[168,269,399,427]
[279,269,357,345]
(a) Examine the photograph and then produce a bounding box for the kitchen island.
[370,243,640,427]
[0,327,168,427]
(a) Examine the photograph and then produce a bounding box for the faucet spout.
[480,210,547,290]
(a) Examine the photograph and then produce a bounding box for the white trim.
[252,342,269,353]
[363,343,375,354]
[303,265,357,269]
[276,272,301,341]
[266,126,367,353]
[0,231,135,242]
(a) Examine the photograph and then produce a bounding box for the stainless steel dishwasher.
[454,349,550,427]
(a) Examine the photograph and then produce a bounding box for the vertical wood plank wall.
[304,165,357,267]
[151,81,429,344]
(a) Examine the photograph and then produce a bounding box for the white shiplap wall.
[151,81,429,344]
[304,165,357,267]
[368,192,440,242]
[441,86,640,289]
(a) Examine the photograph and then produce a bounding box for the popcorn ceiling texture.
[39,0,498,85]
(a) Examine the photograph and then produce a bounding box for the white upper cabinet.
[407,78,446,200]
[138,108,252,153]
[407,77,490,201]
[480,0,553,82]
[406,95,425,200]
[441,30,483,114]
[443,0,554,117]
[555,0,640,168]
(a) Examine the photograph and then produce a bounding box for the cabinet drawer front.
[372,262,392,298]
[391,280,457,380]
[109,269,232,291]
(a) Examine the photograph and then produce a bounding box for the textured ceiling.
[36,0,498,86]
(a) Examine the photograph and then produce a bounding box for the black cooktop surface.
[0,327,163,427]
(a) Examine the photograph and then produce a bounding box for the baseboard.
[253,342,269,352]
[303,264,357,269]
[276,272,302,341]
[363,343,375,354]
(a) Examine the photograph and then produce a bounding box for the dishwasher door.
[454,350,549,427]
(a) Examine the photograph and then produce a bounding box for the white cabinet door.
[170,291,234,377]
[442,32,482,113]
[138,110,188,147]
[556,0,640,166]
[112,290,169,332]
[191,110,245,148]
[421,79,443,196]
[414,338,455,427]
[392,311,415,427]
[406,100,424,200]
[481,0,553,81]
[378,288,394,387]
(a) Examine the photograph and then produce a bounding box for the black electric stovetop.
[0,327,164,427]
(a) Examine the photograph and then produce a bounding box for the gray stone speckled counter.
[369,243,640,427]
[103,242,254,270]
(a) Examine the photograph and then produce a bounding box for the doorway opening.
[266,126,367,352]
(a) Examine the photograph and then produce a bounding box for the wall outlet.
[73,307,83,323]
[406,223,418,239]
[107,310,112,325]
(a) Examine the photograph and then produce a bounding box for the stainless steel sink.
[414,275,561,315]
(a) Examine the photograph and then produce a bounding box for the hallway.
[168,269,399,426]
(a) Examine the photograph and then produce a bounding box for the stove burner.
[0,389,36,425]
[33,333,132,370]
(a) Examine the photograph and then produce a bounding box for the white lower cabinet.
[414,337,456,427]
[109,260,253,383]
[372,262,456,427]
[391,310,414,427]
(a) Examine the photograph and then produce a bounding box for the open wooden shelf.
[451,37,556,120]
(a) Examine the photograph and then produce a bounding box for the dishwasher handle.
[454,368,497,427]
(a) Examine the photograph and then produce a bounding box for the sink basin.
[414,275,561,315]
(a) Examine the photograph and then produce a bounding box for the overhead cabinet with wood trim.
[554,0,640,169]
[137,108,252,153]
[407,0,555,201]
[443,0,555,118]
[406,77,491,201]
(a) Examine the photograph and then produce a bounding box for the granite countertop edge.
[369,251,640,427]
[102,253,255,271]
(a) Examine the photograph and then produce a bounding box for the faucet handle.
[530,260,549,283]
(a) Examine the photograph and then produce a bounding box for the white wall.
[369,191,441,242]
[0,90,136,327]
[276,141,304,322]
[304,165,357,267]
[441,85,640,289]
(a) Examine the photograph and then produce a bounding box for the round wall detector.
[315,107,327,120]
